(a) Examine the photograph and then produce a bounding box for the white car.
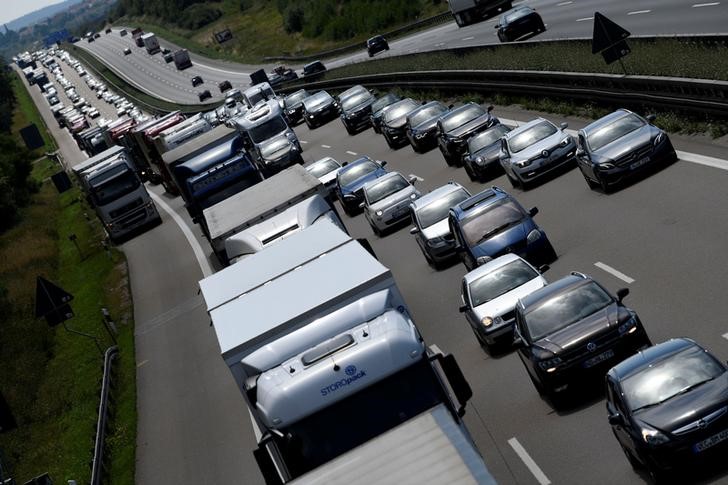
[360,171,421,236]
[459,254,548,352]
[87,108,100,118]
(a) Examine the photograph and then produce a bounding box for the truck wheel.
[454,14,464,27]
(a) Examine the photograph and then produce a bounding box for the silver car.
[361,171,421,236]
[409,182,471,267]
[459,254,548,352]
[305,157,342,194]
[500,118,577,189]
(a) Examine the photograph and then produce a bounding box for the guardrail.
[263,12,452,63]
[90,345,118,485]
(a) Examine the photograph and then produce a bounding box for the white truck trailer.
[141,32,160,55]
[448,0,512,27]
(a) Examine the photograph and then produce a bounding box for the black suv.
[367,35,390,57]
[218,80,232,93]
[191,76,203,87]
[514,272,651,407]
[340,89,376,134]
[437,103,498,166]
[370,93,401,134]
[198,90,211,102]
[302,60,326,79]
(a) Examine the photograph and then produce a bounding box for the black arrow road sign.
[35,276,74,327]
[592,12,631,54]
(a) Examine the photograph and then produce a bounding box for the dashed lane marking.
[346,151,358,156]
[576,16,593,21]
[595,262,635,284]
[627,9,652,15]
[692,2,720,6]
[557,1,573,5]
[508,438,551,485]
[321,144,332,148]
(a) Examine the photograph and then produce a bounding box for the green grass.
[0,79,136,485]
[10,77,56,156]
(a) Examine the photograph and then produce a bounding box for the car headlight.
[409,193,417,200]
[515,159,532,168]
[640,424,670,445]
[653,132,665,146]
[481,315,503,327]
[476,256,492,266]
[559,136,571,147]
[618,316,638,335]
[474,156,485,165]
[599,161,615,169]
[527,229,542,244]
[375,210,383,217]
[538,357,563,373]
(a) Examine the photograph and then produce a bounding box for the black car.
[283,89,310,125]
[496,6,546,42]
[302,60,326,79]
[191,76,204,87]
[463,124,511,181]
[302,90,339,129]
[198,90,211,102]
[606,338,728,482]
[123,48,131,55]
[340,89,376,134]
[105,28,112,34]
[370,93,401,134]
[163,53,173,63]
[406,101,450,153]
[437,103,499,166]
[218,80,232,93]
[381,98,420,149]
[162,47,171,55]
[513,272,651,407]
[94,33,101,39]
[367,35,390,57]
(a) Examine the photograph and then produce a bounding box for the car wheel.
[598,174,611,193]
[526,370,545,396]
[542,240,558,263]
[444,152,458,167]
[454,14,464,27]
[642,454,670,484]
[618,442,642,470]
[371,223,383,237]
[344,121,355,135]
[464,163,478,182]
[506,171,520,188]
[581,168,598,189]
[470,326,488,347]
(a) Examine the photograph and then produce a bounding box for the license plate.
[694,428,728,453]
[583,349,615,368]
[630,156,649,170]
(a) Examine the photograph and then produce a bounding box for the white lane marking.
[148,191,213,277]
[693,2,720,6]
[594,262,635,284]
[321,144,332,148]
[722,332,728,340]
[300,140,309,144]
[462,36,475,41]
[576,16,593,21]
[508,438,551,485]
[557,0,573,5]
[346,150,358,156]
[676,151,728,171]
[627,9,651,15]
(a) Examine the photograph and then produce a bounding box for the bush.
[0,134,39,233]
[179,4,222,30]
[284,5,304,33]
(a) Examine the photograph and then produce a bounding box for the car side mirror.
[608,412,623,426]
[342,161,349,167]
[528,207,539,217]
[560,122,568,130]
[409,226,419,235]
[538,264,550,274]
[513,335,525,348]
[494,24,500,29]
[421,100,427,105]
[576,147,585,157]
[487,105,494,113]
[379,160,387,167]
[617,288,629,302]
[358,202,365,209]
[408,175,418,185]
[646,114,656,123]
[459,304,468,313]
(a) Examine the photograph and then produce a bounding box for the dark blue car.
[448,186,556,270]
[335,156,388,215]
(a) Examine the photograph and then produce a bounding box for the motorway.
[75,0,728,104]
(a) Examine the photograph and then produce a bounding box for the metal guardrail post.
[90,345,118,485]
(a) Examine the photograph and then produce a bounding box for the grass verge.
[10,76,56,156]
[0,76,136,485]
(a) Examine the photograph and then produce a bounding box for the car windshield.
[366,174,409,204]
[416,188,470,228]
[260,136,290,158]
[504,7,532,23]
[441,105,485,132]
[341,91,373,110]
[304,62,323,74]
[409,103,447,127]
[508,121,558,153]
[525,282,613,341]
[248,116,287,143]
[89,165,140,205]
[460,199,525,247]
[469,125,511,152]
[469,259,539,307]
[284,91,308,107]
[303,92,331,110]
[587,114,646,151]
[372,94,400,114]
[338,160,377,186]
[384,99,419,123]
[621,346,725,412]
[307,158,339,177]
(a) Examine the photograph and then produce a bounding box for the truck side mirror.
[435,353,472,414]
[617,288,629,302]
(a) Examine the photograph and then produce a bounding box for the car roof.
[451,186,508,219]
[463,253,529,285]
[518,273,590,310]
[411,182,466,211]
[609,338,699,381]
[581,109,634,137]
[364,170,402,189]
[441,102,480,118]
[504,118,550,139]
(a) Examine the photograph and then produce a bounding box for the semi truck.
[141,33,160,54]
[448,0,512,27]
[71,146,161,243]
[123,111,186,183]
[172,49,192,70]
[201,164,327,265]
[199,220,496,484]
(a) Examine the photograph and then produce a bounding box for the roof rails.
[569,271,589,279]
[459,186,504,212]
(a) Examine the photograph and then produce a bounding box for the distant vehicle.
[302,90,339,129]
[405,101,450,153]
[463,124,511,182]
[94,33,100,39]
[370,93,401,134]
[198,90,212,102]
[302,60,326,78]
[449,0,513,27]
[305,157,341,194]
[87,36,95,43]
[268,65,298,87]
[283,89,310,125]
[191,76,203,87]
[163,53,173,63]
[123,48,131,55]
[218,80,232,93]
[131,27,145,47]
[335,156,388,216]
[437,103,499,166]
[120,29,127,36]
[367,35,390,57]
[161,47,171,55]
[105,28,112,34]
[460,254,547,352]
[499,118,576,189]
[496,6,545,42]
[409,182,471,267]
[448,186,556,270]
[606,338,728,482]
[141,32,160,54]
[172,49,192,70]
[381,98,420,149]
[361,171,420,236]
[514,272,651,407]
[576,109,677,192]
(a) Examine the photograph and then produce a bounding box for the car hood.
[342,169,386,193]
[344,98,374,114]
[533,304,626,353]
[634,374,728,434]
[421,218,450,239]
[412,117,439,133]
[473,276,547,320]
[472,143,502,163]
[260,135,293,158]
[448,114,495,138]
[511,131,569,162]
[471,219,535,258]
[369,185,418,211]
[592,126,654,161]
[305,98,332,112]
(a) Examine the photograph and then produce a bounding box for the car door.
[461,279,480,332]
[576,133,595,178]
[499,138,512,175]
[606,377,638,454]
[514,311,537,378]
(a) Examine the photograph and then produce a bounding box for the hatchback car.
[381,98,420,149]
[302,90,339,129]
[361,171,421,236]
[218,80,232,93]
[340,89,376,134]
[606,338,728,482]
[576,109,678,192]
[335,157,388,215]
[496,6,546,42]
[282,89,309,125]
[370,93,401,134]
[163,53,174,63]
[448,186,556,271]
[191,76,204,87]
[514,272,651,406]
[405,101,450,153]
[408,185,470,269]
[463,124,512,182]
[367,35,390,57]
[123,48,131,55]
[500,118,577,189]
[460,254,547,352]
[198,90,211,102]
[437,103,499,166]
[302,60,326,78]
[305,157,342,194]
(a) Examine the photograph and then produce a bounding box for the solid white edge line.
[722,332,728,340]
[627,10,652,15]
[576,17,593,21]
[594,262,635,284]
[508,438,551,485]
[148,191,213,278]
[692,2,720,7]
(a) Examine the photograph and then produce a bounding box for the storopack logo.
[320,365,367,396]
